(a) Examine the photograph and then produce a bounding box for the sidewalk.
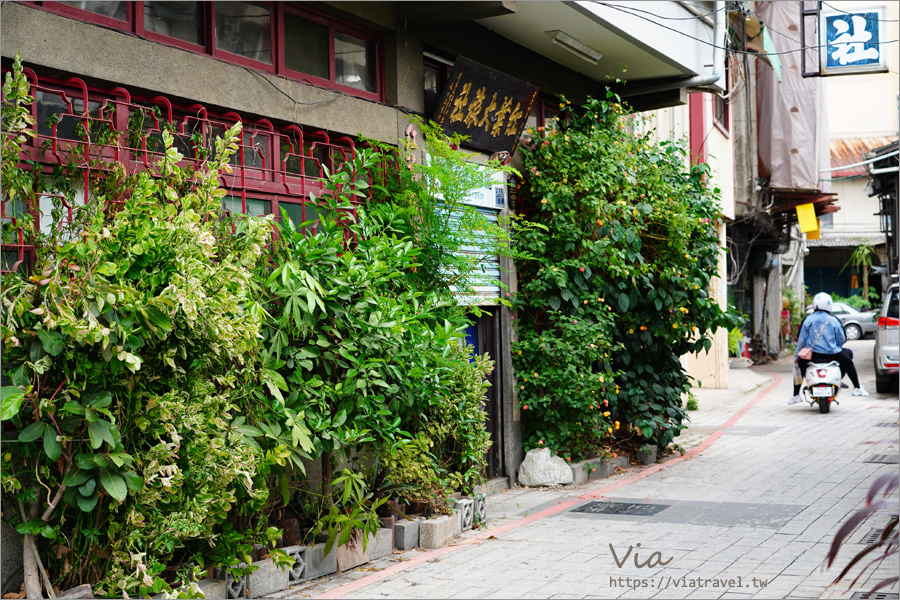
[268,348,899,599]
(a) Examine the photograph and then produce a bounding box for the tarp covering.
[756,1,830,192]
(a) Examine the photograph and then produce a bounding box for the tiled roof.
[830,136,897,177]
[806,234,884,248]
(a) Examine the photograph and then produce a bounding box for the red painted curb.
[313,372,782,599]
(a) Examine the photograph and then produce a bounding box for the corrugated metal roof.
[806,234,884,248]
[830,137,897,177]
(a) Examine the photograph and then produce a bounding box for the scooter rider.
[788,292,868,404]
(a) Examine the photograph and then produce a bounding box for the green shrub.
[512,94,739,459]
[1,93,274,595]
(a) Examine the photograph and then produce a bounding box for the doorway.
[464,309,504,478]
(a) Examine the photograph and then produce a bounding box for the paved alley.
[271,339,899,600]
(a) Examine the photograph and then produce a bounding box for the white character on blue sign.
[829,15,879,65]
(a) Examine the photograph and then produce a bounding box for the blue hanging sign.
[819,6,888,75]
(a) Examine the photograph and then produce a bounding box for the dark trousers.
[793,348,860,395]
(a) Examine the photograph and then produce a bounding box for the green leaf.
[617,292,630,312]
[61,401,85,415]
[99,467,128,502]
[143,306,173,333]
[37,329,65,356]
[40,525,56,540]
[280,472,290,507]
[548,296,561,311]
[18,421,46,443]
[43,430,61,461]
[122,471,144,492]
[76,490,99,512]
[78,477,96,497]
[87,419,115,449]
[63,469,92,487]
[1,386,27,421]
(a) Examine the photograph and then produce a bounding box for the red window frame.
[210,1,276,72]
[35,1,133,30]
[21,1,384,101]
[134,1,209,55]
[277,3,382,101]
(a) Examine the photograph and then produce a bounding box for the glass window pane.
[279,202,304,229]
[279,201,319,233]
[144,2,203,45]
[36,92,101,141]
[58,1,126,21]
[424,64,441,116]
[223,196,271,217]
[335,32,376,93]
[284,14,329,79]
[215,2,271,64]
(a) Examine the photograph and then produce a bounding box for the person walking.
[788,292,868,404]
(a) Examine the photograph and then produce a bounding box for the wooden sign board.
[433,57,538,155]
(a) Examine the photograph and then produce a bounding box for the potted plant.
[637,444,658,465]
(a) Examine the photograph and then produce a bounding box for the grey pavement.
[269,339,899,600]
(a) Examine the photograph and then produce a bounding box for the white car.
[874,283,899,394]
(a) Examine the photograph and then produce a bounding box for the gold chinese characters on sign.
[433,57,538,154]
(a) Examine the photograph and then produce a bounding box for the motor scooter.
[801,361,842,413]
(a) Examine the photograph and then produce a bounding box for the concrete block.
[335,531,368,572]
[213,563,247,599]
[569,459,592,484]
[304,543,337,580]
[419,515,455,549]
[367,528,393,561]
[452,505,461,536]
[473,493,487,523]
[393,518,420,550]
[455,498,474,531]
[247,559,288,598]
[282,545,308,585]
[198,578,227,599]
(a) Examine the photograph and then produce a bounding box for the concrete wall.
[1,2,408,143]
[827,179,884,236]
[645,98,732,388]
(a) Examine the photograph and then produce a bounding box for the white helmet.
[813,292,833,312]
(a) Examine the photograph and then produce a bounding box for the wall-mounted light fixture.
[545,30,602,65]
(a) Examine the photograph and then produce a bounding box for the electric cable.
[821,2,900,22]
[590,1,899,57]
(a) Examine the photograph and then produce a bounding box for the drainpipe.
[621,0,726,97]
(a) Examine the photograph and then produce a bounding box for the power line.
[592,1,899,57]
[590,1,730,21]
[821,2,900,23]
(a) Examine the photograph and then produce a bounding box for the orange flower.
[603,411,611,417]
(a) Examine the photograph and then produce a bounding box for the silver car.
[874,282,899,394]
[804,302,879,340]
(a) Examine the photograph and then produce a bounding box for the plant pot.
[637,445,658,466]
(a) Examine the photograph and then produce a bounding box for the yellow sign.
[796,203,819,233]
[806,224,820,240]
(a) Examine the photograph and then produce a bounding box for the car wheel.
[844,323,861,340]
[875,374,892,394]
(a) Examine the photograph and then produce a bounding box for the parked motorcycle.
[801,361,842,414]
